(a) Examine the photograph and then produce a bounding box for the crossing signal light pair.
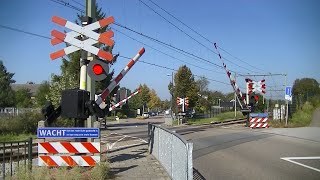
[185,97,189,107]
[176,97,181,105]
[87,59,109,81]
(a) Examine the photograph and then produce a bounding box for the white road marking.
[104,133,148,150]
[281,156,320,172]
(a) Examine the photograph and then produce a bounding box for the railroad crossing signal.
[176,97,181,105]
[185,97,189,107]
[87,59,109,81]
[50,16,115,61]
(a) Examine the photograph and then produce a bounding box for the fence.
[1,138,33,179]
[148,123,193,180]
[0,108,41,118]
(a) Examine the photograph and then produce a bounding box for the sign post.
[285,86,292,126]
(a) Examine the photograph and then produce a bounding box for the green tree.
[161,99,170,110]
[15,88,32,108]
[173,65,199,110]
[292,78,320,109]
[148,89,161,111]
[0,60,15,107]
[36,81,50,107]
[128,84,151,111]
[48,4,116,107]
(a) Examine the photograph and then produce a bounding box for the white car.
[143,112,149,118]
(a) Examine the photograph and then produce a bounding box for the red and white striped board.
[250,123,269,128]
[96,48,145,107]
[250,117,268,123]
[38,142,100,167]
[39,155,100,167]
[250,117,269,128]
[38,142,100,154]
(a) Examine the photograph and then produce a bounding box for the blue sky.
[0,0,319,100]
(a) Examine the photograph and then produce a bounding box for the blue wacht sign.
[250,113,268,118]
[37,128,100,138]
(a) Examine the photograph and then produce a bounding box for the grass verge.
[187,111,245,125]
[269,102,316,128]
[8,162,111,180]
[0,133,36,142]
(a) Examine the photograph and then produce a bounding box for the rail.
[148,123,193,180]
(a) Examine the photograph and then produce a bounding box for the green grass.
[269,102,316,128]
[187,111,245,125]
[8,162,111,180]
[0,133,36,142]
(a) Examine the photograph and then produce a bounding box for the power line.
[146,0,264,72]
[113,22,229,70]
[0,22,231,87]
[0,25,51,39]
[113,27,225,74]
[140,0,259,73]
[118,55,230,85]
[49,0,85,13]
[70,0,85,8]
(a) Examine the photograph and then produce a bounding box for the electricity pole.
[85,0,97,141]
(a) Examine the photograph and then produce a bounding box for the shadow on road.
[193,168,206,180]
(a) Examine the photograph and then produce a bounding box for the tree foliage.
[173,65,199,109]
[36,81,50,107]
[128,84,151,110]
[15,88,32,108]
[292,78,320,109]
[0,60,16,107]
[148,89,161,111]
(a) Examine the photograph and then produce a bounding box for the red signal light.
[92,64,103,75]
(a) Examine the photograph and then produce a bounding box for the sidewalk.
[101,132,170,180]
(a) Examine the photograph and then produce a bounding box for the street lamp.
[167,72,174,116]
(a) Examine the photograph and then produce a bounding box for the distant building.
[11,83,40,99]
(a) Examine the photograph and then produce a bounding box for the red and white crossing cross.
[50,16,115,61]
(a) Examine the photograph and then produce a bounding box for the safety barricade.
[38,142,100,167]
[249,113,269,128]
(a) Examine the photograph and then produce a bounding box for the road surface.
[105,117,320,180]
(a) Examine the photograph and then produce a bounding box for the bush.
[0,111,41,135]
[116,112,127,119]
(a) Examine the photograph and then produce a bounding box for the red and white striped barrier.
[38,142,100,167]
[214,43,247,109]
[96,48,145,107]
[109,89,141,111]
[249,117,269,128]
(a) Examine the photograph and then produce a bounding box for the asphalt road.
[185,126,320,180]
[105,117,320,180]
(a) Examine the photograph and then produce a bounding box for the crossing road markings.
[281,156,320,172]
[105,133,147,150]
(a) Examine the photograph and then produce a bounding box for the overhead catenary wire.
[113,27,225,74]
[113,22,224,69]
[0,25,51,39]
[144,0,264,73]
[49,0,85,13]
[139,0,259,73]
[117,55,230,86]
[0,23,230,87]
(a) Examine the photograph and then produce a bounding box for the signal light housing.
[87,59,109,81]
[185,97,189,107]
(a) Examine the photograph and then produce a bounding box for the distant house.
[11,83,41,99]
